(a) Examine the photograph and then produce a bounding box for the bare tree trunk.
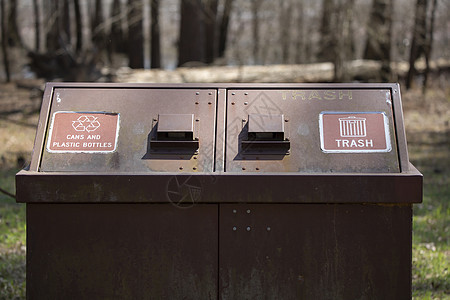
[33,0,40,51]
[381,0,393,82]
[406,0,428,89]
[280,0,293,64]
[150,0,161,68]
[333,0,345,81]
[317,0,335,62]
[294,0,304,64]
[1,0,10,82]
[61,0,71,46]
[7,0,22,47]
[91,0,105,49]
[45,0,59,52]
[363,0,392,82]
[74,0,82,53]
[251,0,262,64]
[178,0,206,66]
[303,1,313,63]
[217,0,233,59]
[423,0,437,93]
[333,0,354,82]
[204,0,218,64]
[109,0,125,64]
[128,0,144,68]
[347,0,356,60]
[110,0,125,52]
[228,4,244,67]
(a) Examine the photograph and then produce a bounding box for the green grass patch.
[410,141,450,299]
[412,244,450,299]
[0,168,26,250]
[0,252,26,299]
[0,168,26,299]
[0,203,25,251]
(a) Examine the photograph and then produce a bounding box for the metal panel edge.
[215,89,227,172]
[391,83,410,172]
[16,171,423,204]
[40,82,409,90]
[29,83,55,171]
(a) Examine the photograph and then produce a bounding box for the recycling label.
[47,112,120,153]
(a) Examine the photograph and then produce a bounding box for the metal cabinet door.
[27,203,218,299]
[219,204,412,299]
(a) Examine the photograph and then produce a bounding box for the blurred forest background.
[0,0,448,84]
[0,0,449,299]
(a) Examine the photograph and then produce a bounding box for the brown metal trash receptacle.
[16,83,422,299]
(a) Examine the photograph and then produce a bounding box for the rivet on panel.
[193,156,197,160]
[244,102,248,105]
[179,167,183,170]
[193,167,197,170]
[208,102,212,105]
[195,101,199,105]
[233,227,237,231]
[208,92,212,95]
[196,118,200,122]
[255,167,260,171]
[242,167,246,171]
[246,209,251,214]
[233,209,237,213]
[231,102,235,105]
[231,92,236,95]
[246,226,251,231]
[285,119,289,122]
[196,92,200,95]
[267,227,271,231]
[244,92,248,95]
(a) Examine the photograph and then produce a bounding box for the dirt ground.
[0,80,44,169]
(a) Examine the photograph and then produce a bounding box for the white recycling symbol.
[72,115,101,132]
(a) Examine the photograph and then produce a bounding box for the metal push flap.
[242,114,290,153]
[151,114,199,150]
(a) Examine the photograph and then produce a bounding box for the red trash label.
[319,112,391,153]
[47,112,120,153]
